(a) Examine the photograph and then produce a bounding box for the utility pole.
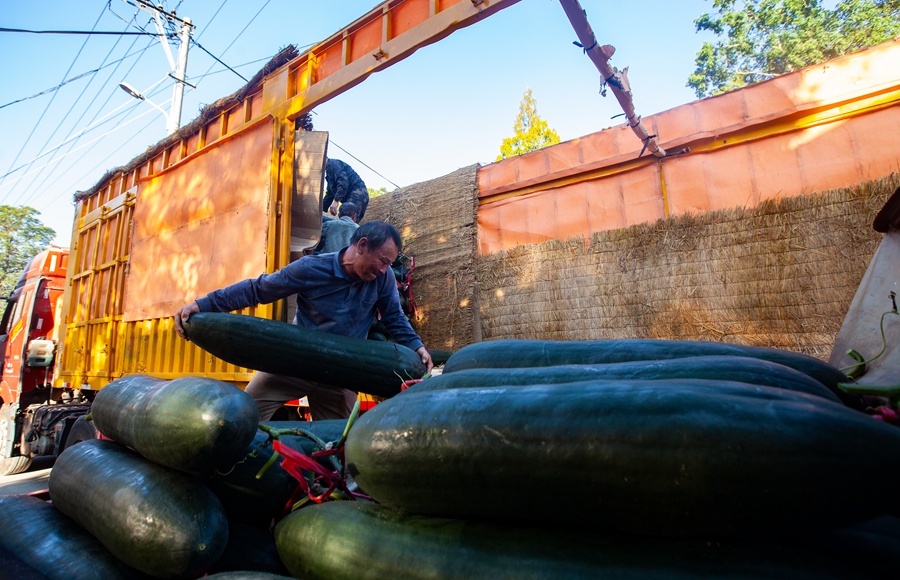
[126,0,194,134]
[169,17,192,134]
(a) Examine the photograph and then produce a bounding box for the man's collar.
[332,249,350,280]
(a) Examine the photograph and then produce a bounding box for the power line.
[0,105,160,190]
[0,27,159,36]
[0,69,100,110]
[8,13,149,206]
[8,3,174,207]
[18,81,174,209]
[329,141,400,189]
[16,14,155,207]
[196,0,271,84]
[16,39,158,207]
[34,110,162,214]
[191,40,247,82]
[0,4,107,198]
[0,42,157,111]
[3,43,283,192]
[194,0,229,41]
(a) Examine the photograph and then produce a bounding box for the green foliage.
[496,89,561,161]
[367,187,389,199]
[0,206,55,298]
[689,0,900,98]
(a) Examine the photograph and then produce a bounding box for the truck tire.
[0,457,31,477]
[0,404,31,476]
[59,415,98,454]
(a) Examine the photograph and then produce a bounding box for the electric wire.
[195,0,271,84]
[0,5,107,198]
[2,45,277,194]
[16,59,156,206]
[0,42,153,111]
[5,1,401,224]
[329,141,400,189]
[0,76,172,188]
[194,0,229,41]
[3,104,162,191]
[10,2,170,208]
[192,40,247,82]
[15,77,171,191]
[14,5,157,207]
[36,111,162,213]
[16,79,174,208]
[1,69,103,111]
[0,43,157,183]
[0,27,158,36]
[13,13,149,206]
[16,45,161,208]
[21,79,173,201]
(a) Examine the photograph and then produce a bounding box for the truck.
[0,0,524,475]
[0,246,84,475]
[2,0,898,476]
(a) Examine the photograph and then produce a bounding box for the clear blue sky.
[0,0,715,246]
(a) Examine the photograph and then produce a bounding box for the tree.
[0,206,56,298]
[496,89,561,161]
[689,0,900,98]
[368,186,389,199]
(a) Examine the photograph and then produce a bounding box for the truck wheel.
[59,415,98,454]
[0,404,31,476]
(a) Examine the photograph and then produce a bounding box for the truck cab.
[0,246,81,475]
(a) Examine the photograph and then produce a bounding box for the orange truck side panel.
[124,117,274,322]
[477,39,900,254]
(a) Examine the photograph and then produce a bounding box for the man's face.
[356,238,398,282]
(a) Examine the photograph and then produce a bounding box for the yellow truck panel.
[56,125,326,391]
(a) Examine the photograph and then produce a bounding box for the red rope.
[273,439,371,512]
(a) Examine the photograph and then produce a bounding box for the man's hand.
[417,346,434,374]
[174,301,200,340]
[329,201,339,216]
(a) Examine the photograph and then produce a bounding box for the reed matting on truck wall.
[364,164,480,351]
[475,174,899,358]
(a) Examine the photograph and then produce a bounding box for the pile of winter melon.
[0,374,344,580]
[4,335,900,579]
[278,338,900,579]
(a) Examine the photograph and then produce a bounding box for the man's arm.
[375,277,433,373]
[174,260,307,340]
[332,168,350,203]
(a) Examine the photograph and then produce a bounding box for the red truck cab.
[0,246,71,475]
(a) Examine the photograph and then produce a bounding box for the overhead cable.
[192,40,248,82]
[329,141,400,189]
[0,106,160,190]
[0,41,157,111]
[14,14,146,206]
[0,4,107,197]
[0,69,100,110]
[0,27,158,36]
[194,0,230,41]
[16,19,158,208]
[36,113,162,211]
[196,0,271,84]
[16,38,158,207]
